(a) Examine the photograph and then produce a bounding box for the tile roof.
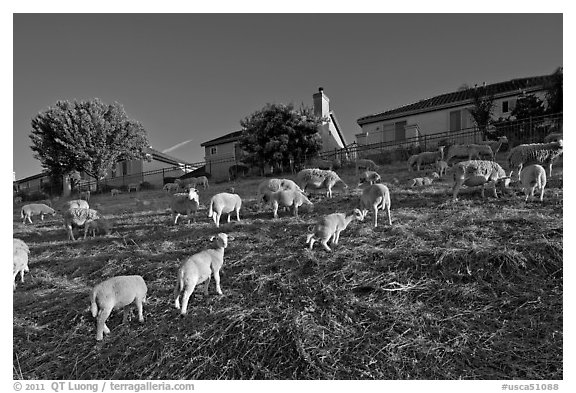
[200,130,244,147]
[357,74,554,125]
[146,147,192,166]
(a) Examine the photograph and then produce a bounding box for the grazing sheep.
[436,160,449,177]
[358,171,381,186]
[79,190,91,202]
[355,158,379,174]
[207,192,242,227]
[445,144,494,163]
[174,233,230,316]
[430,172,440,179]
[452,160,511,200]
[171,188,200,225]
[163,183,179,193]
[111,189,121,197]
[407,154,419,172]
[409,177,434,187]
[61,199,90,211]
[415,146,445,171]
[90,275,148,341]
[14,196,23,204]
[477,136,508,157]
[84,218,113,237]
[63,207,100,241]
[507,141,563,180]
[263,189,313,218]
[296,168,348,198]
[13,238,30,290]
[127,183,140,192]
[21,203,56,224]
[306,209,365,251]
[176,176,209,190]
[520,164,547,202]
[258,178,303,196]
[359,184,392,228]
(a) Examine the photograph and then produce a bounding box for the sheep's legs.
[135,299,144,323]
[272,202,279,219]
[373,207,378,228]
[213,270,223,295]
[203,276,211,296]
[320,240,332,252]
[179,287,195,316]
[27,216,33,224]
[173,213,180,225]
[235,208,240,222]
[386,206,392,226]
[227,213,231,223]
[96,308,113,341]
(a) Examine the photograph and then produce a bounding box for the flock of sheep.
[13,135,562,341]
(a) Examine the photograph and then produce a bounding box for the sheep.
[430,172,440,179]
[257,178,303,203]
[90,275,148,341]
[61,199,89,211]
[171,187,200,225]
[355,158,379,174]
[520,164,547,202]
[13,238,30,290]
[444,144,494,163]
[163,183,179,193]
[174,233,230,316]
[127,183,140,192]
[176,176,209,190]
[359,184,392,228]
[407,154,419,172]
[207,192,242,227]
[358,171,381,186]
[84,218,113,237]
[20,203,56,224]
[507,141,563,180]
[296,168,348,198]
[14,196,22,204]
[111,189,121,197]
[409,177,434,187]
[477,136,509,157]
[452,160,511,200]
[263,189,313,218]
[305,209,365,251]
[79,190,91,202]
[543,132,563,143]
[436,160,449,177]
[414,146,445,171]
[63,207,100,241]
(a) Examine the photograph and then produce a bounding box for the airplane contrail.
[162,139,193,154]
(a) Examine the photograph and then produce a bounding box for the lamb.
[21,203,56,224]
[262,189,313,218]
[296,168,348,198]
[176,176,209,190]
[409,177,434,187]
[14,196,23,204]
[305,209,365,251]
[174,233,230,316]
[359,184,392,228]
[355,158,379,174]
[452,160,511,200]
[444,144,494,163]
[414,146,445,171]
[111,189,121,197]
[477,136,508,157]
[13,238,30,290]
[507,141,563,180]
[90,275,148,341]
[207,192,242,227]
[84,218,113,237]
[79,190,91,202]
[63,207,100,241]
[520,164,547,202]
[358,171,381,186]
[127,183,141,192]
[436,160,449,177]
[163,183,179,193]
[171,187,200,225]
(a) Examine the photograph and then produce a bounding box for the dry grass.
[13,157,563,380]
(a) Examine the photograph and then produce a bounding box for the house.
[201,88,348,182]
[355,74,555,147]
[14,172,52,195]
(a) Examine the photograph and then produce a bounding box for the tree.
[29,99,149,190]
[544,66,562,114]
[467,85,495,139]
[239,103,324,173]
[511,93,545,120]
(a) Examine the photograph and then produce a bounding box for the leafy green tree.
[511,93,546,120]
[29,99,149,190]
[467,85,495,138]
[239,103,324,173]
[544,67,562,114]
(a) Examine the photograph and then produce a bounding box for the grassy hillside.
[13,159,563,380]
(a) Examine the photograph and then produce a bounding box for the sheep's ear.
[227,235,235,241]
[209,236,215,241]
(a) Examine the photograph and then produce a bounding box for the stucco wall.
[204,141,237,182]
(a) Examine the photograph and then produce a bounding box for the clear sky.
[13,13,562,180]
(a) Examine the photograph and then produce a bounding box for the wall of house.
[204,141,238,182]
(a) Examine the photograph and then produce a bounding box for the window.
[450,110,462,132]
[394,121,407,141]
[502,101,509,113]
[210,147,217,155]
[122,161,128,176]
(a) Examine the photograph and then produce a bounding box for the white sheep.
[355,158,379,174]
[359,184,392,228]
[14,196,23,204]
[174,233,230,316]
[445,143,494,163]
[60,199,90,211]
[13,238,30,290]
[127,183,141,192]
[20,203,56,224]
[477,136,508,157]
[90,275,148,341]
[171,188,200,225]
[296,168,348,198]
[414,146,445,171]
[263,189,313,218]
[176,176,209,190]
[520,164,547,202]
[305,209,365,251]
[430,172,440,179]
[358,171,381,186]
[79,190,91,202]
[507,140,563,180]
[111,189,121,197]
[84,218,113,237]
[452,160,511,200]
[436,160,449,177]
[257,178,303,201]
[63,207,100,241]
[409,177,434,187]
[207,192,242,227]
[163,183,179,193]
